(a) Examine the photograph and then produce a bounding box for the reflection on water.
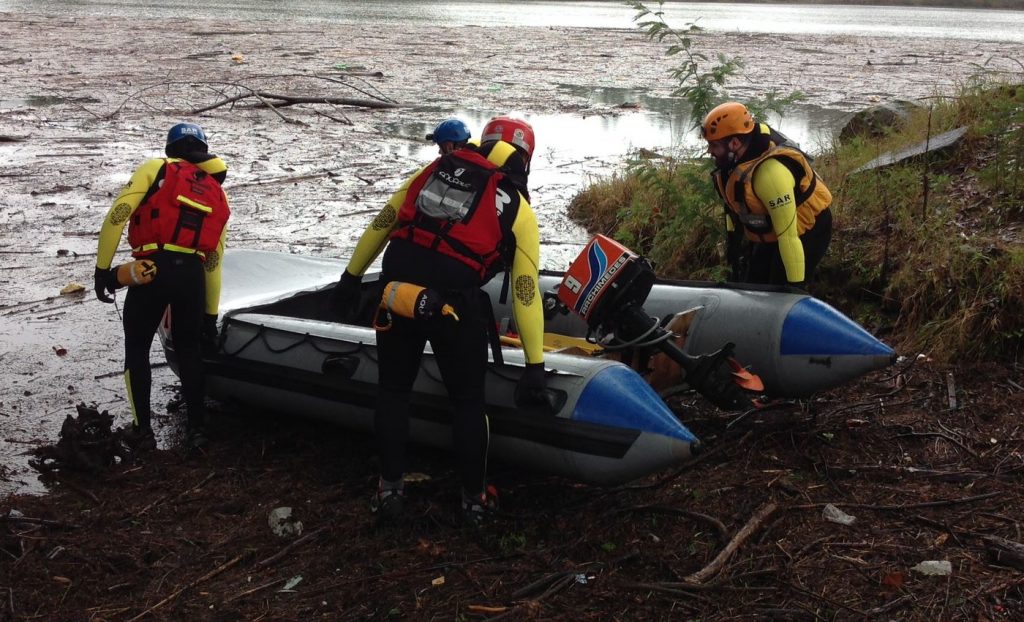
[383,87,847,177]
[3,0,1024,42]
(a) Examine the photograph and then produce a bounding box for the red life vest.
[128,159,230,259]
[391,148,510,280]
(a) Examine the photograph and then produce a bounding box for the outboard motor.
[553,235,762,411]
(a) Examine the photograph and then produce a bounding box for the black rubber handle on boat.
[322,354,360,380]
[515,387,567,416]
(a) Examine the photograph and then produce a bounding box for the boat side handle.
[322,354,361,380]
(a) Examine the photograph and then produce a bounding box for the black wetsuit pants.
[374,291,489,497]
[747,207,833,286]
[122,250,206,431]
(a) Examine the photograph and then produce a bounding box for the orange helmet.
[702,102,755,141]
[481,116,535,161]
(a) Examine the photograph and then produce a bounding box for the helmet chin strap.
[714,150,738,169]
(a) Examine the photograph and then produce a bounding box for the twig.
[299,553,518,599]
[55,476,100,504]
[865,594,913,616]
[255,525,329,567]
[487,573,589,622]
[784,579,868,617]
[510,570,575,599]
[135,470,216,516]
[620,581,714,603]
[790,491,1000,512]
[615,504,729,542]
[893,430,978,458]
[977,575,1024,597]
[127,554,243,622]
[94,362,168,380]
[685,502,778,584]
[946,371,958,410]
[225,577,287,603]
[0,515,80,529]
[193,91,398,113]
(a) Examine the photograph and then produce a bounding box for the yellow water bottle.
[114,259,158,287]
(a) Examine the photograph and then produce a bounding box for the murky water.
[3,0,1016,166]
[4,0,1024,42]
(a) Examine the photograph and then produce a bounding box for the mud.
[1,12,1023,496]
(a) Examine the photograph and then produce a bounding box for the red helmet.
[481,116,535,161]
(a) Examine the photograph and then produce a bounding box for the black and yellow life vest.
[712,128,831,243]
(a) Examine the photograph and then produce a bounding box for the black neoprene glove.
[201,314,219,351]
[329,270,362,320]
[94,267,116,303]
[514,362,548,408]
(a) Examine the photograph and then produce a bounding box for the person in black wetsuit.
[94,123,230,451]
[330,116,547,527]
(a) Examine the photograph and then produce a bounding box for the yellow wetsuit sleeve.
[752,158,804,283]
[96,158,166,270]
[509,196,544,366]
[204,218,227,315]
[197,157,229,315]
[344,168,425,277]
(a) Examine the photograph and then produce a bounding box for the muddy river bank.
[2,12,1023,496]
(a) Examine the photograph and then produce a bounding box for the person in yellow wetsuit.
[329,116,546,526]
[94,123,230,451]
[702,101,833,289]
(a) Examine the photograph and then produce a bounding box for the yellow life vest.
[713,143,832,243]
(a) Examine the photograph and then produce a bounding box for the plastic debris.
[268,506,303,538]
[60,282,85,295]
[279,575,303,592]
[431,576,445,586]
[911,560,952,576]
[822,503,857,526]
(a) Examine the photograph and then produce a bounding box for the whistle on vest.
[373,281,459,331]
[114,259,158,287]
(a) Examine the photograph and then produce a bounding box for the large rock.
[839,100,922,142]
[850,126,968,174]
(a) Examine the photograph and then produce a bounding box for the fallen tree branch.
[685,502,778,584]
[193,91,398,113]
[983,535,1024,570]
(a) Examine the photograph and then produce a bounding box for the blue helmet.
[166,122,208,148]
[425,119,471,145]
